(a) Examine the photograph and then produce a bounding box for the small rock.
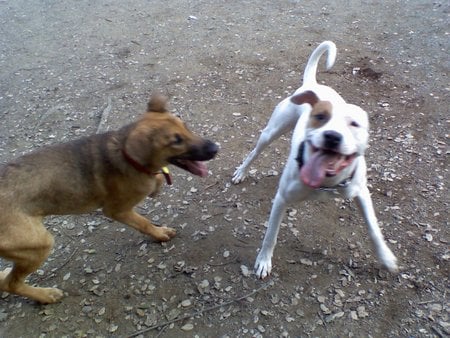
[166,308,181,321]
[181,299,192,307]
[286,315,295,322]
[240,265,251,277]
[429,303,443,312]
[270,294,280,304]
[424,233,433,242]
[198,280,210,294]
[317,295,326,303]
[181,323,194,331]
[0,310,7,321]
[320,304,331,314]
[357,306,369,318]
[300,258,313,266]
[108,324,118,333]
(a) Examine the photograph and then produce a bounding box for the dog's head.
[291,90,369,188]
[123,94,218,176]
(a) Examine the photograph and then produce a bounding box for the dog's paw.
[153,226,177,242]
[232,167,247,184]
[254,252,272,279]
[381,250,398,273]
[36,287,64,304]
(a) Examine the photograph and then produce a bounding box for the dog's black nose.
[324,130,342,149]
[203,140,219,159]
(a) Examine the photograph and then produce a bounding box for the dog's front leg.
[232,99,299,184]
[105,209,176,242]
[354,186,398,272]
[254,192,288,278]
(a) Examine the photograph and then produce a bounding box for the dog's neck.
[121,149,172,185]
[121,148,154,175]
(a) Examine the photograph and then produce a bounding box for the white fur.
[232,41,398,278]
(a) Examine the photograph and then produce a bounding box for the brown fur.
[290,91,332,129]
[0,94,217,303]
[307,101,332,129]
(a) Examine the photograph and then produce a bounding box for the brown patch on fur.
[307,101,332,129]
[0,95,217,304]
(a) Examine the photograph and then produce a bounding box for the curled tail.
[303,41,337,85]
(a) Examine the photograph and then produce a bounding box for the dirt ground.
[0,0,448,337]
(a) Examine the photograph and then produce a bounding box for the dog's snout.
[323,130,342,149]
[203,140,219,159]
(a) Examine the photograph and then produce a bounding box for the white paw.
[232,167,247,184]
[254,251,272,279]
[380,248,398,273]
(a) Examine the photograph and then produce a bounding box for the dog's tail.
[303,41,337,85]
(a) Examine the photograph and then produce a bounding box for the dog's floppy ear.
[290,90,319,106]
[147,94,168,113]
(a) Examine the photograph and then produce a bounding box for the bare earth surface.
[0,1,448,337]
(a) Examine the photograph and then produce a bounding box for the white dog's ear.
[290,90,319,106]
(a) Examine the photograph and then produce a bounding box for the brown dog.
[0,94,218,303]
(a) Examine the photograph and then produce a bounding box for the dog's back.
[0,133,118,216]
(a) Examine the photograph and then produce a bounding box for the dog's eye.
[173,134,183,145]
[350,121,360,127]
[315,113,327,121]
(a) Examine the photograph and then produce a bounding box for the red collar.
[121,149,172,185]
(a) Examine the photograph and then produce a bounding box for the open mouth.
[300,143,356,188]
[168,141,218,177]
[168,158,209,177]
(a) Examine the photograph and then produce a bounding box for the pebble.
[240,265,251,277]
[198,280,210,294]
[317,295,326,303]
[320,304,331,314]
[357,306,369,318]
[300,258,313,266]
[181,323,194,331]
[181,299,192,307]
[107,324,118,333]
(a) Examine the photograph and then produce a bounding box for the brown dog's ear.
[290,90,319,106]
[147,94,168,113]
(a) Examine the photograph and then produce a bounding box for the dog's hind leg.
[354,186,398,272]
[0,216,64,303]
[232,98,299,184]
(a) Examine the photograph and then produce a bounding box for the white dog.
[232,41,398,278]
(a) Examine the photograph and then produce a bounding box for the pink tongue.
[300,152,336,188]
[185,160,209,177]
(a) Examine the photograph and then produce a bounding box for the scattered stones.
[0,2,447,338]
